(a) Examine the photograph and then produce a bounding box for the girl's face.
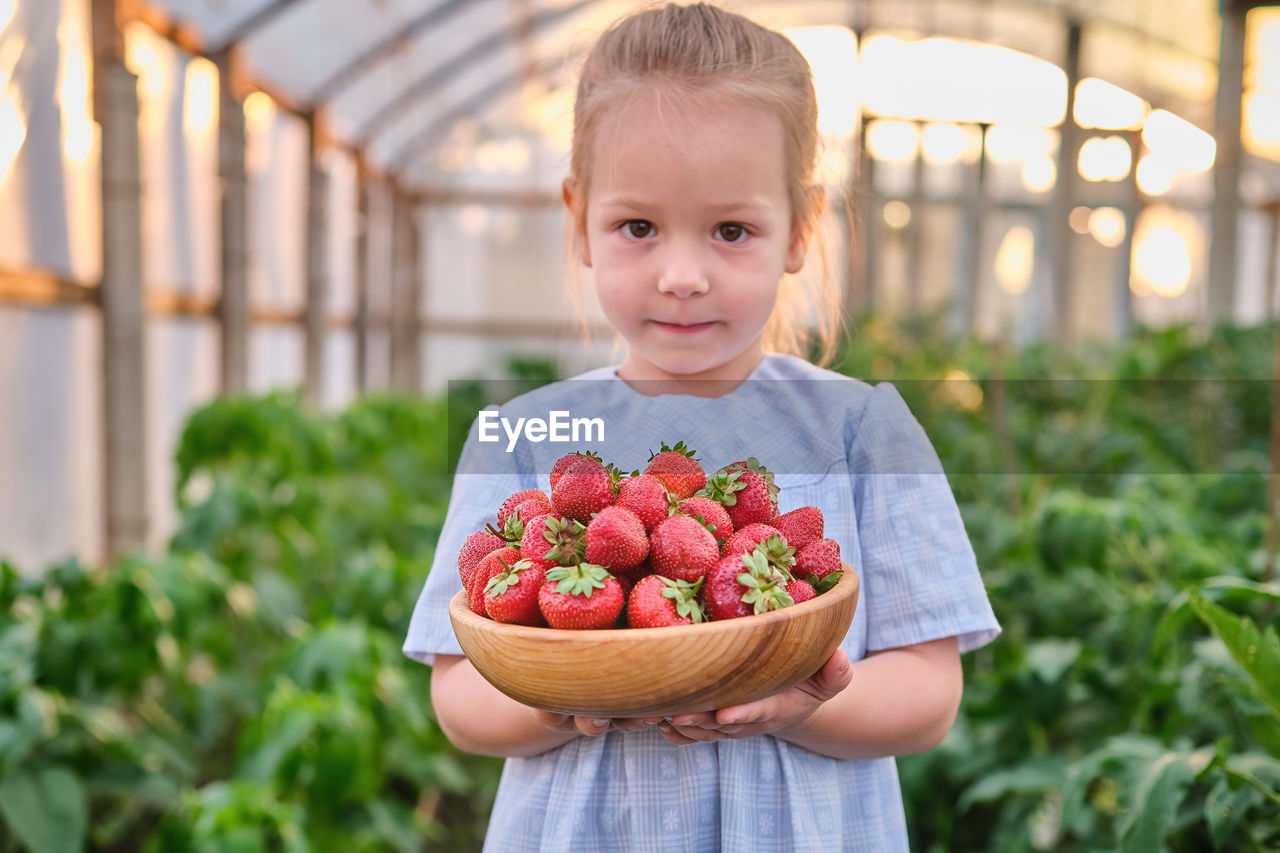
[569,89,808,385]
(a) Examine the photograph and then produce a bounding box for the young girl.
[404,3,1000,849]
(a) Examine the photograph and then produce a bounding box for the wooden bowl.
[448,564,860,717]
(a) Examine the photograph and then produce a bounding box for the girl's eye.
[716,223,748,243]
[623,220,654,239]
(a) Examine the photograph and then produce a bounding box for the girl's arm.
[654,637,963,760]
[431,654,608,757]
[772,637,962,759]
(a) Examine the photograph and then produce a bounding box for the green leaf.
[1188,591,1280,719]
[1205,776,1263,850]
[0,766,87,853]
[1025,638,1082,683]
[957,756,1069,812]
[1118,751,1206,853]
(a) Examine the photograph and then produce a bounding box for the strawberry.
[468,546,522,617]
[585,506,649,571]
[677,496,733,541]
[519,514,585,571]
[550,455,613,522]
[538,563,625,629]
[498,489,550,526]
[643,441,706,500]
[786,578,817,604]
[724,460,779,529]
[721,523,784,561]
[703,547,794,621]
[484,559,547,626]
[615,473,674,532]
[773,506,823,550]
[627,575,705,628]
[550,451,603,492]
[648,514,719,582]
[458,529,505,587]
[514,496,555,526]
[794,538,842,594]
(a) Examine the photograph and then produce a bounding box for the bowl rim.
[449,562,859,644]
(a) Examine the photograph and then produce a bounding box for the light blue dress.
[404,352,1001,852]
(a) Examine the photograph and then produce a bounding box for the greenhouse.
[1,0,1279,849]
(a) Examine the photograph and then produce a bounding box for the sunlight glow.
[1021,156,1056,193]
[124,22,166,99]
[994,226,1034,294]
[883,200,911,230]
[1073,78,1146,130]
[785,26,860,138]
[1142,109,1215,172]
[1088,207,1126,248]
[1133,226,1190,296]
[986,125,1052,164]
[183,57,218,137]
[244,91,275,130]
[0,90,25,182]
[1078,135,1132,182]
[866,119,919,163]
[1135,154,1175,195]
[860,35,1066,126]
[57,8,93,163]
[921,122,976,165]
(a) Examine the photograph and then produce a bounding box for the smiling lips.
[653,320,716,334]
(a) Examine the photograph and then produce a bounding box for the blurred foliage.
[4,327,1280,850]
[832,315,1279,851]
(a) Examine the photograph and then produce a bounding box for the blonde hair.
[563,1,847,366]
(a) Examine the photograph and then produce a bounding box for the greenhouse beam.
[303,111,330,409]
[1207,0,1249,322]
[93,0,150,561]
[1047,18,1083,346]
[390,188,422,393]
[215,48,250,396]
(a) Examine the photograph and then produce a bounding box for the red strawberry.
[550,456,613,522]
[615,473,674,532]
[519,514,583,570]
[484,559,547,626]
[648,514,719,582]
[550,451,603,492]
[794,538,843,593]
[721,523,784,561]
[786,578,816,604]
[722,466,778,529]
[627,575,705,628]
[643,441,706,500]
[538,563,625,629]
[677,496,733,541]
[498,490,549,526]
[703,548,794,621]
[458,529,505,587]
[514,496,554,526]
[468,546,522,617]
[773,506,823,550]
[585,506,649,571]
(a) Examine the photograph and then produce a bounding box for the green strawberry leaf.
[807,571,842,595]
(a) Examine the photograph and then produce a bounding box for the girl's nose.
[657,246,711,298]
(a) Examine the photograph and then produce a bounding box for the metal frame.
[353,0,602,145]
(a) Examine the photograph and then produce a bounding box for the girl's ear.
[562,178,592,268]
[785,187,824,274]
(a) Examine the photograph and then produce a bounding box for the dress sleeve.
[402,407,534,666]
[848,382,1001,654]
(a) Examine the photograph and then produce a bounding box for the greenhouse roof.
[133,0,1230,183]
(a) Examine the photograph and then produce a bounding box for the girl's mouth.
[653,320,716,334]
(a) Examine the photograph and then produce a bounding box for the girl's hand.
[530,709,660,737]
[656,649,853,746]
